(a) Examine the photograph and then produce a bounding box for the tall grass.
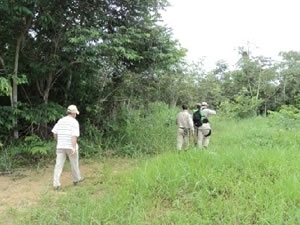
[4,116,300,225]
[114,102,178,156]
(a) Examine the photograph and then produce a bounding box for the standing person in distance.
[52,105,84,190]
[194,102,216,149]
[176,104,194,151]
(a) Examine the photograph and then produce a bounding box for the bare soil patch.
[0,158,136,214]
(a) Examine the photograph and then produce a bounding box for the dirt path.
[0,158,136,214]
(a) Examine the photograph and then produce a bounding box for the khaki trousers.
[53,148,82,187]
[177,128,190,150]
[194,127,210,148]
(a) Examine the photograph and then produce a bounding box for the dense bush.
[0,102,180,169]
[99,102,178,156]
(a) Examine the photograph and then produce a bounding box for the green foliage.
[0,102,65,140]
[0,77,11,96]
[0,137,54,169]
[107,102,176,156]
[0,142,12,172]
[219,94,262,119]
[6,117,300,224]
[2,0,300,151]
[0,106,15,132]
[1,101,179,165]
[268,104,300,130]
[13,136,54,166]
[2,0,300,175]
[79,120,104,157]
[10,74,28,85]
[20,102,65,125]
[0,0,186,145]
[23,135,50,155]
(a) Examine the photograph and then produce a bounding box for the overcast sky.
[162,0,300,69]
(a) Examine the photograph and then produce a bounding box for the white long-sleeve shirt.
[201,108,216,118]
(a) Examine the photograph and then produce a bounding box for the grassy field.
[3,116,300,224]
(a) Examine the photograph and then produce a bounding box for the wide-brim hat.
[201,102,208,106]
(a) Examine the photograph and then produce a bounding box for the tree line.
[1,0,300,148]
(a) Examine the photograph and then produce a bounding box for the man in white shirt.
[176,104,194,151]
[52,105,83,190]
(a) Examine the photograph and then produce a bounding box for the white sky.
[162,0,300,69]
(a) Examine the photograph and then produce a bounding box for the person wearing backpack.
[193,102,216,148]
[176,104,194,151]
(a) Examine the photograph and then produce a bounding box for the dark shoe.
[73,177,85,186]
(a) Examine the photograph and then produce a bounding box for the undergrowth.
[3,115,300,224]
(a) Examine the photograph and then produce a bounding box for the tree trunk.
[64,72,72,105]
[12,36,22,139]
